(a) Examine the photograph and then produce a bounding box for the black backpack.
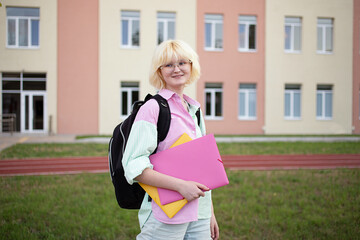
[108,94,171,209]
[108,93,202,209]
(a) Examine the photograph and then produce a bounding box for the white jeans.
[137,213,211,240]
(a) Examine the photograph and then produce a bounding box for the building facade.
[99,0,197,134]
[196,0,266,135]
[1,0,57,134]
[265,0,354,134]
[57,0,99,134]
[0,0,359,135]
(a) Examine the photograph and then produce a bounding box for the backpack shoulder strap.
[195,108,201,127]
[152,94,171,143]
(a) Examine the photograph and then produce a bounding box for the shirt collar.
[158,89,200,108]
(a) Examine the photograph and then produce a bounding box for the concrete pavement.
[0,133,77,152]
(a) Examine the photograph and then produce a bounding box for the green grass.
[76,135,111,140]
[1,170,359,239]
[1,141,360,160]
[214,169,360,239]
[0,173,138,240]
[0,143,107,160]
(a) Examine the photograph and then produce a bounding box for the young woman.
[122,40,219,240]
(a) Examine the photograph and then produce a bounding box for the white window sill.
[284,50,302,54]
[316,51,333,55]
[284,117,302,120]
[238,117,257,120]
[6,46,40,49]
[238,49,257,53]
[204,48,224,52]
[121,45,140,49]
[205,116,224,121]
[316,117,332,121]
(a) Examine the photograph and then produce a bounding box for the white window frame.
[284,17,302,53]
[204,84,223,120]
[6,7,40,49]
[284,85,301,120]
[316,86,333,120]
[317,18,334,54]
[157,12,176,45]
[204,14,223,51]
[120,83,139,117]
[238,15,257,52]
[238,84,257,120]
[121,11,140,48]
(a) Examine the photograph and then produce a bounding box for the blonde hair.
[149,40,201,90]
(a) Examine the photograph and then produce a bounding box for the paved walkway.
[0,133,77,152]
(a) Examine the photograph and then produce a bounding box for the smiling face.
[150,40,201,90]
[159,57,192,92]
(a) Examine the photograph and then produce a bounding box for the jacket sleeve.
[122,99,159,185]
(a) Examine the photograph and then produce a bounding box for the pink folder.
[150,134,229,205]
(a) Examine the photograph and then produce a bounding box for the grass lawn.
[1,141,360,159]
[0,141,359,239]
[1,169,359,239]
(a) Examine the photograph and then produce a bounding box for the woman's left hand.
[210,211,219,240]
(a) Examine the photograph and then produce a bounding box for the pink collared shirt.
[123,89,212,226]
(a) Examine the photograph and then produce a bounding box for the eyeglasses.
[159,60,192,72]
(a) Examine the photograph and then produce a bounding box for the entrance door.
[21,91,47,133]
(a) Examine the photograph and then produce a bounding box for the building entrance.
[2,73,47,133]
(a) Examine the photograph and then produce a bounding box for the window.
[121,11,140,48]
[205,83,223,119]
[157,12,175,45]
[6,7,40,48]
[239,15,257,52]
[316,85,333,120]
[317,18,333,54]
[284,84,301,119]
[120,82,139,117]
[238,84,257,120]
[205,14,223,51]
[284,17,302,52]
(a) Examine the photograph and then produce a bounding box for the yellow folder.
[170,133,192,148]
[139,133,192,218]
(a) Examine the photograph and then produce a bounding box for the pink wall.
[353,0,360,134]
[197,0,265,135]
[57,0,99,134]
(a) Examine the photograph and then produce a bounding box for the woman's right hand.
[177,181,209,202]
[136,168,209,201]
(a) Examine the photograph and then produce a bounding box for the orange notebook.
[139,133,192,218]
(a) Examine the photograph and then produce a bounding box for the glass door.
[21,91,47,133]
